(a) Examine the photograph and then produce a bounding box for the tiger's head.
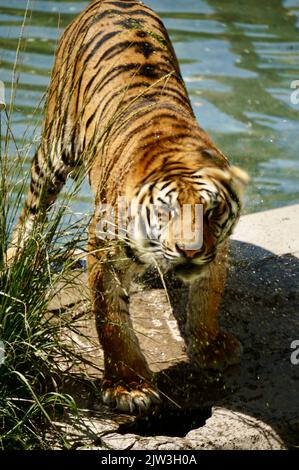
[126,164,248,281]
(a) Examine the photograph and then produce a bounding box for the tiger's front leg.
[87,221,161,414]
[185,242,242,370]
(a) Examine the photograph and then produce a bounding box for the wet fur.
[8,0,248,414]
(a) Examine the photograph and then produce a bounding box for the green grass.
[0,4,93,448]
[0,110,92,448]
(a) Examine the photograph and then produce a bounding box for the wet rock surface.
[48,205,299,450]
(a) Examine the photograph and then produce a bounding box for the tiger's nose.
[175,244,201,259]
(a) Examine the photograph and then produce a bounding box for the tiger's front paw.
[188,330,242,371]
[102,379,161,414]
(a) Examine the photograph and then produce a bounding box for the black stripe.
[137,64,160,80]
[45,154,56,175]
[147,111,179,122]
[155,84,190,103]
[131,9,166,30]
[86,112,97,131]
[164,188,176,198]
[139,90,189,108]
[162,165,194,174]
[157,196,168,205]
[32,153,39,171]
[116,18,145,30]
[30,181,39,196]
[54,170,66,185]
[53,109,69,156]
[136,30,147,38]
[134,40,156,59]
[61,150,71,166]
[78,30,104,60]
[159,182,172,192]
[172,122,194,132]
[215,220,227,230]
[124,244,146,265]
[125,81,151,91]
[70,25,99,86]
[146,206,151,226]
[221,180,240,208]
[32,153,44,179]
[119,308,130,314]
[139,67,184,85]
[148,182,156,193]
[115,8,166,32]
[108,1,137,8]
[47,185,57,195]
[86,31,120,64]
[119,293,130,304]
[70,135,77,162]
[96,40,158,65]
[94,40,133,65]
[36,149,53,176]
[75,73,84,115]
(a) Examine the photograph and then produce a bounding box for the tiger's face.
[128,165,248,281]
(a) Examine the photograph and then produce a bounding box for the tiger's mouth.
[173,261,207,281]
[126,240,210,281]
[139,252,208,281]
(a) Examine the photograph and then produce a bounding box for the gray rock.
[186,407,285,450]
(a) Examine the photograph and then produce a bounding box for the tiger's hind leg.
[88,217,161,414]
[7,146,70,263]
[185,242,242,370]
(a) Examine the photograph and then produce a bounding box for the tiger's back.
[44,0,228,203]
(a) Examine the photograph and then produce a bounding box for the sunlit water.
[0,0,299,216]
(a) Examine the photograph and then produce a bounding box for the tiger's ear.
[229,166,249,198]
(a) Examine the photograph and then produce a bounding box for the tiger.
[8,0,249,414]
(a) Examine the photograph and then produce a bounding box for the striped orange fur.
[9,0,248,414]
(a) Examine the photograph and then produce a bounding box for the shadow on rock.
[56,240,299,449]
[139,240,299,447]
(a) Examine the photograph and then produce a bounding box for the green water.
[0,0,299,214]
